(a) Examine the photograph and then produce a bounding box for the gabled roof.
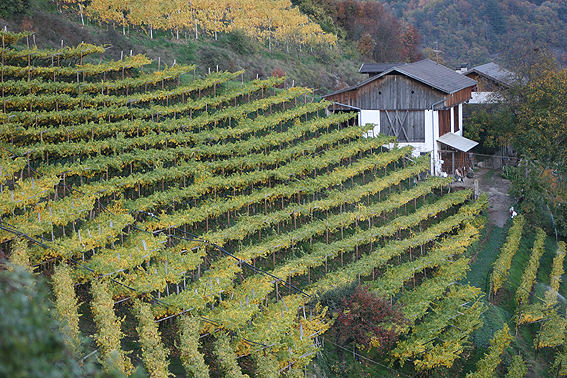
[465,62,515,87]
[325,59,477,98]
[358,63,402,74]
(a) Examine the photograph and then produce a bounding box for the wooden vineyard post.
[1,34,4,113]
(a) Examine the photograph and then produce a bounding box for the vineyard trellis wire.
[1,33,489,375]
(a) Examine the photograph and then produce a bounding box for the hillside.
[2,2,567,377]
[0,30,491,376]
[382,0,567,67]
[0,1,365,92]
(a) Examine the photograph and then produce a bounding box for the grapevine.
[0,34,492,375]
[133,299,170,378]
[90,279,132,374]
[490,215,525,295]
[52,263,82,355]
[178,316,210,378]
[516,228,547,309]
[466,324,512,377]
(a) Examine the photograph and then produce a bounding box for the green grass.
[463,219,564,377]
[466,222,509,291]
[454,222,511,375]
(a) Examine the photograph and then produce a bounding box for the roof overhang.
[437,133,478,152]
[465,69,512,89]
[324,60,477,99]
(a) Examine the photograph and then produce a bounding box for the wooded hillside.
[382,0,567,67]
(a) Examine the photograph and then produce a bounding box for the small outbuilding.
[463,62,515,104]
[323,59,479,175]
[358,63,403,77]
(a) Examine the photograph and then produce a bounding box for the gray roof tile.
[325,59,477,97]
[465,62,515,87]
[359,63,403,74]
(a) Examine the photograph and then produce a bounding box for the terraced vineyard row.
[487,210,567,376]
[1,32,487,376]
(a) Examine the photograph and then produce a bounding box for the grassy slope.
[463,218,563,377]
[0,1,363,93]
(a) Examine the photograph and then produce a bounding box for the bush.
[336,285,407,352]
[0,0,30,18]
[226,30,258,55]
[0,265,85,377]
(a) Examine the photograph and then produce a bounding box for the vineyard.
[0,31,490,376]
[486,212,567,376]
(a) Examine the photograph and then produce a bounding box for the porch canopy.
[437,132,478,152]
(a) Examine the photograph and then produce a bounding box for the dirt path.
[453,168,512,227]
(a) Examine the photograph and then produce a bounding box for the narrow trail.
[453,167,512,227]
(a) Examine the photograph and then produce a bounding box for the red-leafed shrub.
[271,68,285,78]
[271,68,285,88]
[336,286,406,352]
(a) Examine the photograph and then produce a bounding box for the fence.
[469,152,519,170]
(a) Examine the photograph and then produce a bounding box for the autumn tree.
[336,286,407,352]
[78,0,336,48]
[505,67,567,239]
[357,33,375,57]
[401,24,423,62]
[331,0,421,62]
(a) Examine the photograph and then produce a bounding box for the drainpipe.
[330,102,363,129]
[430,99,446,176]
[330,102,361,111]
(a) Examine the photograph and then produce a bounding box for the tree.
[0,265,85,377]
[514,69,567,166]
[466,50,566,239]
[400,24,423,61]
[329,0,422,62]
[485,0,506,35]
[492,56,567,239]
[0,0,30,18]
[336,286,407,352]
[357,33,375,57]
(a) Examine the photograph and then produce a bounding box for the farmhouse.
[464,62,515,104]
[323,59,478,175]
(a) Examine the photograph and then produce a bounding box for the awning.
[437,133,478,152]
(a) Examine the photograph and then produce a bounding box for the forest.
[294,0,567,67]
[382,0,567,67]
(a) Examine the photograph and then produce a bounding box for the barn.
[323,59,478,175]
[464,62,515,104]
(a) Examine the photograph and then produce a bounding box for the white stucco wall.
[359,110,380,138]
[357,108,448,174]
[457,103,463,136]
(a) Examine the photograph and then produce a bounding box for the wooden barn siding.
[465,72,502,92]
[357,75,444,109]
[453,106,460,132]
[326,75,446,110]
[445,87,473,107]
[439,110,451,136]
[440,151,470,174]
[326,75,473,110]
[380,110,425,142]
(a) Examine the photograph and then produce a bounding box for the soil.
[452,167,512,227]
